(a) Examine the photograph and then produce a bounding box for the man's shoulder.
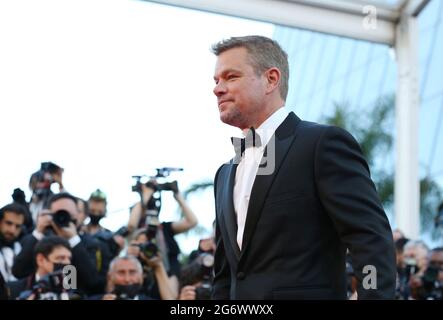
[297,117,352,140]
[7,276,33,299]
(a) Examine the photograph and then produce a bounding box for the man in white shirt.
[211,35,396,300]
[0,203,26,284]
[7,235,72,300]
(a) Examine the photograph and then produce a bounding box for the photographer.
[12,193,106,295]
[28,162,65,225]
[11,188,33,235]
[7,236,72,300]
[179,252,214,300]
[127,228,178,299]
[90,256,152,300]
[127,180,198,297]
[398,240,429,299]
[409,247,443,300]
[188,232,215,263]
[83,189,125,273]
[0,203,27,283]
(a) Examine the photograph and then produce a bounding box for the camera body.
[131,167,182,193]
[180,252,214,300]
[195,282,212,300]
[32,162,62,200]
[18,270,68,300]
[137,221,159,259]
[421,265,443,300]
[137,241,158,259]
[52,209,72,228]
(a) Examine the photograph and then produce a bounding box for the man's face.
[88,200,106,218]
[403,246,428,270]
[213,47,267,129]
[0,212,24,243]
[37,246,72,275]
[111,259,143,286]
[429,251,443,281]
[50,198,79,225]
[76,200,87,225]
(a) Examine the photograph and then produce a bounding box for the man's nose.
[123,273,132,284]
[213,81,226,97]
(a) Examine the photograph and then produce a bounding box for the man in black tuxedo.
[8,236,72,300]
[12,193,106,295]
[211,35,396,300]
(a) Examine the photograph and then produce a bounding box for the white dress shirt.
[233,107,289,249]
[0,242,21,282]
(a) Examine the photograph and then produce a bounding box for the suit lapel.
[240,112,301,257]
[221,162,241,259]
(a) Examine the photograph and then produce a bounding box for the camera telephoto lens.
[52,210,72,228]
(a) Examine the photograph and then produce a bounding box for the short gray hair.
[212,35,289,101]
[109,255,143,275]
[404,240,429,253]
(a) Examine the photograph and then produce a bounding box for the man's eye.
[227,75,238,80]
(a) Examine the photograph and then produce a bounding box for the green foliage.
[323,95,442,239]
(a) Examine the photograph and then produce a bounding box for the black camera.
[18,270,68,300]
[180,253,214,300]
[113,284,141,300]
[131,178,179,194]
[404,257,419,282]
[131,167,182,193]
[195,283,212,300]
[31,162,63,201]
[422,265,443,300]
[194,253,214,300]
[138,241,158,259]
[52,209,72,228]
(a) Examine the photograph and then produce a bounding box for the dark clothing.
[213,112,396,300]
[140,222,181,299]
[7,275,34,300]
[12,233,106,295]
[161,222,181,277]
[88,293,154,300]
[91,228,121,275]
[0,272,7,300]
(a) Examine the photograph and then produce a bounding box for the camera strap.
[155,226,170,272]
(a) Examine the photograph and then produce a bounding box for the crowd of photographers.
[344,229,443,300]
[1,162,442,300]
[0,162,214,300]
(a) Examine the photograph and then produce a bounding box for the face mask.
[89,214,104,225]
[113,284,142,300]
[53,263,68,272]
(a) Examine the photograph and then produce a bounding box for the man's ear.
[35,253,45,267]
[106,273,114,293]
[265,67,281,95]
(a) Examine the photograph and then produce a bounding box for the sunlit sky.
[0,0,274,253]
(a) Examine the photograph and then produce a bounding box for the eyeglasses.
[90,189,107,201]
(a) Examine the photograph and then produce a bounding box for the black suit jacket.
[212,112,396,300]
[12,233,105,295]
[7,275,34,300]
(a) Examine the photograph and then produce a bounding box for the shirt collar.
[241,106,289,147]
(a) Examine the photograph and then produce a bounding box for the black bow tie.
[0,236,15,249]
[231,127,262,159]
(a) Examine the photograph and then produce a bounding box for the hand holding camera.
[36,210,54,233]
[52,220,77,239]
[179,285,197,300]
[37,209,77,239]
